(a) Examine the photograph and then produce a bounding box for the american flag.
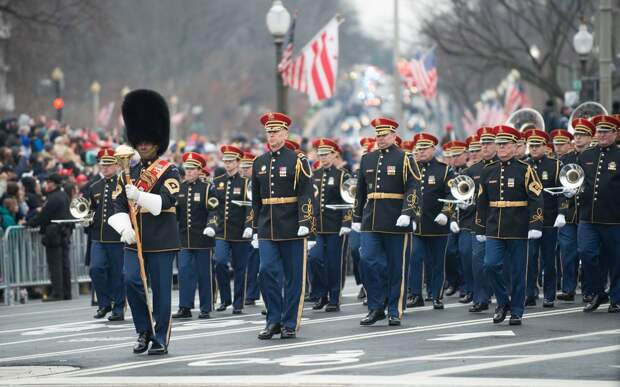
[402,48,438,100]
[301,17,340,104]
[96,102,115,128]
[503,80,531,115]
[278,12,306,91]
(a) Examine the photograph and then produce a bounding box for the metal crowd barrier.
[1,225,90,305]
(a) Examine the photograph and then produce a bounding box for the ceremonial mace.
[114,145,155,335]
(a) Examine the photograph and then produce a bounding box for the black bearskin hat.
[121,89,170,157]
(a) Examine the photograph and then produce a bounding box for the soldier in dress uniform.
[576,115,620,313]
[523,129,563,308]
[476,125,544,325]
[87,148,125,321]
[240,152,261,305]
[408,133,454,310]
[466,127,498,313]
[308,138,352,312]
[353,118,420,326]
[172,152,218,320]
[515,134,527,160]
[442,141,468,298]
[466,135,482,166]
[208,145,253,314]
[108,89,180,355]
[252,112,314,339]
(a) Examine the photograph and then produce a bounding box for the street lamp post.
[266,0,291,114]
[51,67,64,121]
[121,86,130,98]
[90,81,101,129]
[170,95,179,141]
[573,21,594,102]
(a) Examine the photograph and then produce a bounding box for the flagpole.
[393,0,402,124]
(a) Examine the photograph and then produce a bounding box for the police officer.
[208,145,253,314]
[240,152,261,306]
[108,89,181,355]
[523,129,563,308]
[576,115,620,313]
[467,127,497,313]
[87,148,125,320]
[27,173,72,302]
[172,152,217,320]
[476,125,544,325]
[353,118,420,326]
[252,112,314,339]
[408,133,454,310]
[308,138,352,312]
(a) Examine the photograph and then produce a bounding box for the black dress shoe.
[147,342,168,355]
[433,299,444,310]
[360,310,386,326]
[325,304,340,312]
[542,299,554,308]
[459,293,473,304]
[244,299,256,306]
[525,296,537,307]
[469,303,489,313]
[445,286,457,297]
[280,327,296,339]
[388,316,401,326]
[557,293,575,301]
[312,297,328,310]
[232,309,243,315]
[261,309,267,315]
[582,294,593,303]
[198,311,210,319]
[258,323,281,340]
[133,332,151,354]
[107,313,124,321]
[508,315,522,325]
[216,302,231,312]
[357,287,366,300]
[583,294,609,313]
[493,305,509,324]
[608,303,620,313]
[406,295,424,308]
[424,294,433,302]
[172,307,192,318]
[93,306,112,319]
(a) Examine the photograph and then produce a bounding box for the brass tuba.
[326,177,357,210]
[506,108,545,132]
[543,163,585,195]
[568,101,607,134]
[439,175,475,206]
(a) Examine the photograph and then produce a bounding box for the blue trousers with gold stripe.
[484,238,527,318]
[308,233,345,305]
[124,249,174,346]
[410,235,448,300]
[360,233,408,318]
[178,248,213,313]
[89,241,125,315]
[259,239,306,331]
[215,240,252,310]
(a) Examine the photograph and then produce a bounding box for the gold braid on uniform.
[441,201,455,216]
[207,215,218,226]
[474,185,484,227]
[139,169,158,190]
[343,209,353,222]
[530,208,544,223]
[294,153,312,190]
[403,154,422,183]
[525,166,543,196]
[301,198,313,223]
[245,209,254,224]
[406,191,420,217]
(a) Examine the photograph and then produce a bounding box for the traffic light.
[53,97,64,121]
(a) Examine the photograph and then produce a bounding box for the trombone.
[326,177,357,210]
[543,163,584,195]
[438,175,475,206]
[52,197,94,224]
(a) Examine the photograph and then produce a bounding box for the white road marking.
[0,306,92,319]
[187,350,365,367]
[428,330,515,341]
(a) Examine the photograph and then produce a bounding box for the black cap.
[45,173,63,185]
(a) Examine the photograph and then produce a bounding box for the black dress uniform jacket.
[313,166,352,234]
[463,157,497,233]
[251,146,314,240]
[87,175,121,243]
[209,172,251,241]
[27,188,72,247]
[414,157,454,236]
[113,160,181,252]
[177,178,217,249]
[475,157,544,239]
[524,155,561,228]
[558,150,579,224]
[353,144,420,234]
[577,144,620,224]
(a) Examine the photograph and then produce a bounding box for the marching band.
[76,90,618,355]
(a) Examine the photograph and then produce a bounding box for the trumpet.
[543,163,584,195]
[438,175,475,206]
[52,197,94,224]
[326,177,357,210]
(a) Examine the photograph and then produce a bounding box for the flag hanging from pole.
[409,48,438,100]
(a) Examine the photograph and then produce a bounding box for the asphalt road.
[0,278,618,386]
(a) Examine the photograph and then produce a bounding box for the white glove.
[476,235,486,242]
[125,184,140,201]
[450,221,460,233]
[297,226,310,236]
[308,240,316,249]
[412,220,417,232]
[79,219,91,228]
[351,222,361,232]
[528,230,542,239]
[434,213,448,226]
[203,227,215,237]
[395,214,411,227]
[251,238,259,249]
[563,188,577,198]
[457,202,470,210]
[120,228,136,245]
[339,226,351,236]
[242,227,253,239]
[553,214,566,228]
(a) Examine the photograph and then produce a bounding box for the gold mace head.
[114,144,137,171]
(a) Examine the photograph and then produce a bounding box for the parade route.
[0,280,618,386]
